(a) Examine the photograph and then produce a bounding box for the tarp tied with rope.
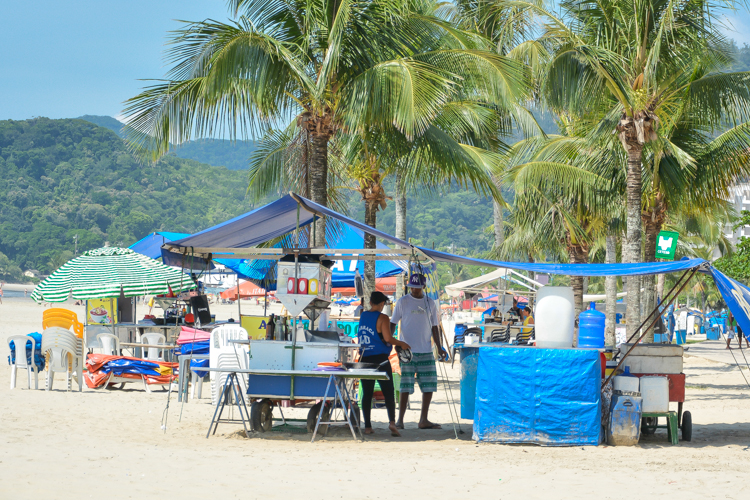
[158,192,750,340]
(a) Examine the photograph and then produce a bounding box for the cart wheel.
[681,411,692,442]
[307,402,331,435]
[641,417,658,436]
[251,399,273,432]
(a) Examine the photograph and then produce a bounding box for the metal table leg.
[206,372,251,438]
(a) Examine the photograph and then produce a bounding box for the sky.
[2,1,750,122]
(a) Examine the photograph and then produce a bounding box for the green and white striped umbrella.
[31,247,195,303]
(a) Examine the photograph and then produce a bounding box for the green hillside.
[0,117,255,279]
[76,115,257,170]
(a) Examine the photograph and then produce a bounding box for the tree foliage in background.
[714,210,750,283]
[0,118,254,278]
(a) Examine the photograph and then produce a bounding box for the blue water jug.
[578,302,606,348]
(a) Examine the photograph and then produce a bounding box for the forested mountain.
[0,118,257,279]
[0,117,505,283]
[76,115,257,170]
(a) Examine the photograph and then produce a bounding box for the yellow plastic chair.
[43,309,84,339]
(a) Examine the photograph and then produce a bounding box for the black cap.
[370,291,389,305]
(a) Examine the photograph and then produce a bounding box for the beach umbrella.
[30,247,195,303]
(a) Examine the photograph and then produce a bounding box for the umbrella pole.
[264,289,268,316]
[236,272,241,322]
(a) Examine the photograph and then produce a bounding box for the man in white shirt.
[390,273,446,430]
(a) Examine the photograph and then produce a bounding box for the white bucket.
[640,376,669,412]
[613,375,640,393]
[535,286,575,348]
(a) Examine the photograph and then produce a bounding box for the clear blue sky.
[1,1,750,121]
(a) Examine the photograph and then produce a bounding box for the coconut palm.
[481,0,750,338]
[123,0,531,247]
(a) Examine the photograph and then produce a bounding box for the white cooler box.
[620,343,683,374]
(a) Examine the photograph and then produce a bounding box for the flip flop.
[418,423,442,430]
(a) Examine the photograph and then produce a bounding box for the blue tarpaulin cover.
[130,232,190,260]
[709,268,750,340]
[473,346,601,446]
[220,224,406,289]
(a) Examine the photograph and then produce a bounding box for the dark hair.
[370,291,388,305]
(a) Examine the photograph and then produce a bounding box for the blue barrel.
[578,302,605,348]
[459,346,479,419]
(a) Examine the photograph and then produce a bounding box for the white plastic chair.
[141,332,166,361]
[41,327,83,392]
[8,335,39,390]
[209,325,249,404]
[96,333,121,355]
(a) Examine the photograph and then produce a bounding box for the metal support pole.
[236,272,241,322]
[603,268,698,388]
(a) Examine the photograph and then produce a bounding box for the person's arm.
[389,299,402,340]
[380,313,409,349]
[430,299,446,360]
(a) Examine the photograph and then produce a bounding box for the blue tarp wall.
[473,346,601,446]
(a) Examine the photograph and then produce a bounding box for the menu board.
[87,298,117,325]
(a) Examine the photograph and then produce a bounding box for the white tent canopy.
[445,268,543,298]
[445,268,629,303]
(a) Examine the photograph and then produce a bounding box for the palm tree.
[483,0,750,338]
[123,0,529,246]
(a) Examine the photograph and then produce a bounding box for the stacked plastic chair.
[41,327,84,391]
[42,309,84,338]
[487,325,511,343]
[209,325,249,404]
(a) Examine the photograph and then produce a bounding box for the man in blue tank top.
[357,291,410,436]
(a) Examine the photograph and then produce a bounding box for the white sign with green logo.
[655,230,679,260]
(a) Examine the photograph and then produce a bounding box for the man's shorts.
[399,352,438,394]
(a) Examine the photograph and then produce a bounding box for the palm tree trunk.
[363,199,377,302]
[656,273,665,303]
[493,199,504,254]
[309,129,330,247]
[624,142,644,340]
[641,219,660,342]
[605,234,617,347]
[395,173,407,300]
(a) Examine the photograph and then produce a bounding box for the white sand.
[2,298,750,499]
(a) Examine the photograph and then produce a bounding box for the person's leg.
[396,362,415,429]
[377,364,400,436]
[414,353,441,429]
[360,379,376,433]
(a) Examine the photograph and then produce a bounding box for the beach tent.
[31,247,194,303]
[219,280,267,300]
[159,192,750,337]
[129,232,190,260]
[445,268,541,297]
[333,276,398,295]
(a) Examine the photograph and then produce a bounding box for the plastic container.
[640,376,669,412]
[578,302,605,348]
[607,390,642,446]
[297,277,308,294]
[308,278,319,295]
[613,371,640,393]
[286,277,296,294]
[535,286,575,348]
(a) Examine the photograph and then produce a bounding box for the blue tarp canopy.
[220,224,407,290]
[155,192,750,347]
[416,247,708,277]
[130,232,190,259]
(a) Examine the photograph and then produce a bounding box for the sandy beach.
[2,298,750,499]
